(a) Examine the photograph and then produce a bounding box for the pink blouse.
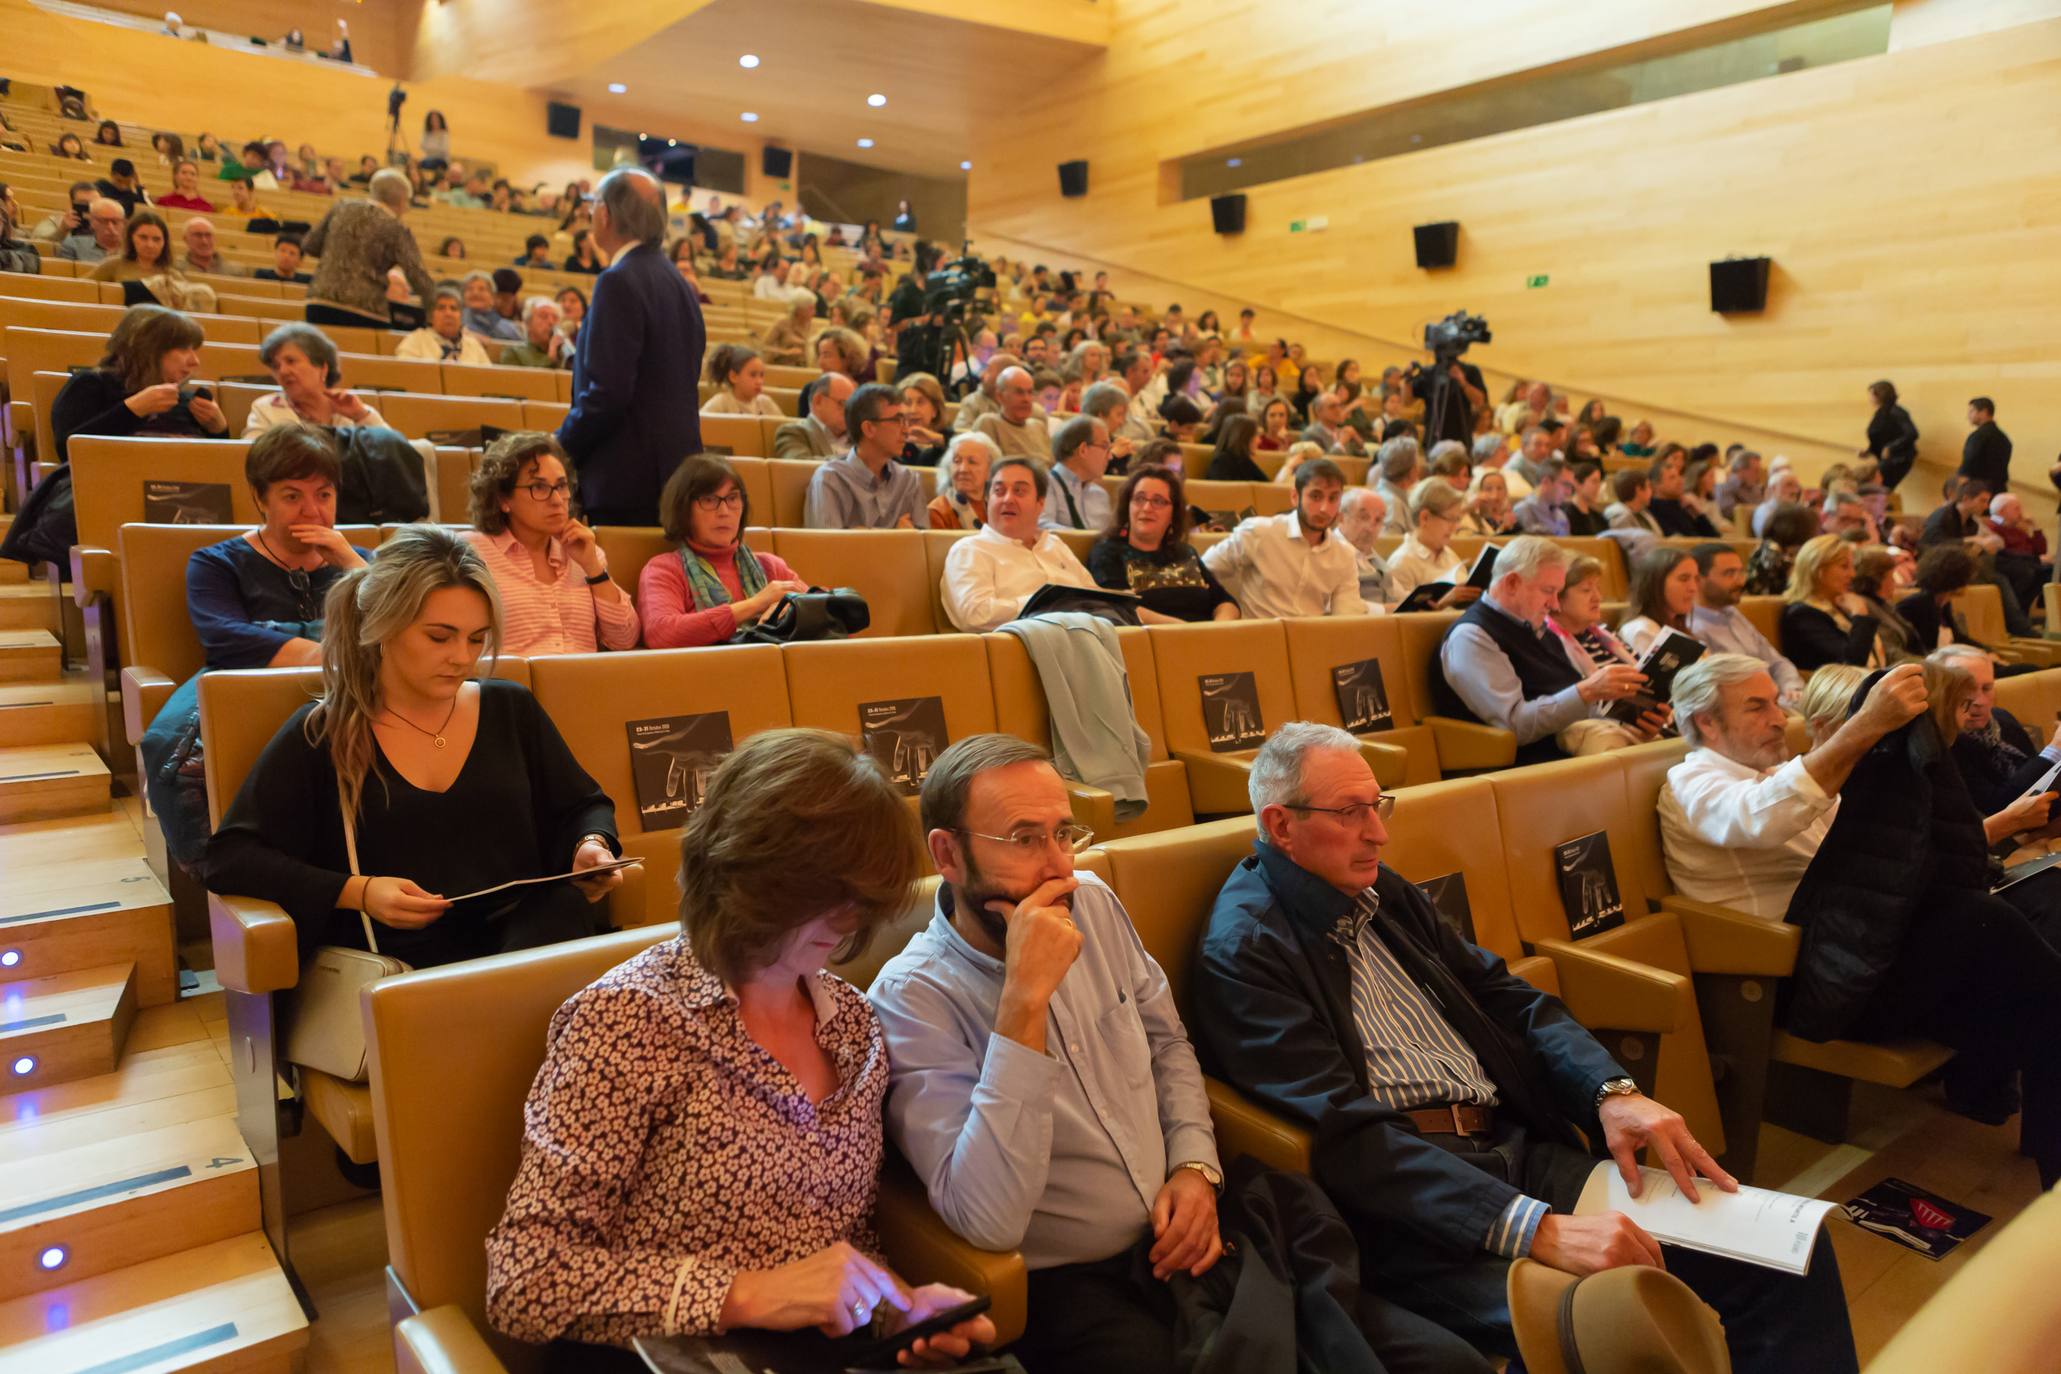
[466,528,640,655]
[484,939,887,1347]
[636,542,799,649]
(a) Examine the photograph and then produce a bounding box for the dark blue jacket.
[1192,842,1624,1258]
[557,241,705,522]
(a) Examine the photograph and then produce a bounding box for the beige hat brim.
[1507,1258,1578,1374]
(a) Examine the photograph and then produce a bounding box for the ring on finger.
[850,1300,871,1323]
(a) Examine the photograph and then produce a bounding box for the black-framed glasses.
[521,480,571,502]
[1286,795,1394,825]
[693,490,745,512]
[955,823,1096,855]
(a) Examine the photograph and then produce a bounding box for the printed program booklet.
[1841,1177,1991,1260]
[1416,871,1476,944]
[1331,657,1394,733]
[1392,543,1500,613]
[626,712,735,831]
[1555,830,1626,939]
[860,696,948,796]
[142,479,232,524]
[1606,629,1705,726]
[1577,1164,1838,1274]
[1199,672,1266,752]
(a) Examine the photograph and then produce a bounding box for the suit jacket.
[772,415,839,461]
[1193,843,1622,1259]
[557,242,706,521]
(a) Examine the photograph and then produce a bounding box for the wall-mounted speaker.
[1709,257,1772,313]
[761,146,793,180]
[1413,221,1459,269]
[545,101,582,140]
[1057,160,1089,198]
[1210,193,1247,235]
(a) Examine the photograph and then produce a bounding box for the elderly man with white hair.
[971,365,1050,460]
[1433,536,1665,763]
[1984,489,2049,613]
[178,216,245,277]
[503,296,567,369]
[1336,486,1394,609]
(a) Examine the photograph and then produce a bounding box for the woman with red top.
[154,159,215,212]
[638,455,809,649]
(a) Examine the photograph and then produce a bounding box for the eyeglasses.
[521,480,571,502]
[1131,493,1173,509]
[956,823,1096,855]
[693,490,745,512]
[1285,795,1395,825]
[869,412,910,428]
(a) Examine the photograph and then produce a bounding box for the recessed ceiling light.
[37,1246,67,1271]
[0,950,18,968]
[740,112,759,122]
[960,160,972,171]
[867,93,886,107]
[607,82,626,94]
[667,139,677,147]
[738,53,759,68]
[856,138,874,149]
[10,1056,34,1077]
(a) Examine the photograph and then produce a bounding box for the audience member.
[96,157,149,216]
[51,304,229,460]
[1088,465,1239,622]
[1863,381,1920,490]
[1744,501,1816,594]
[1457,468,1516,538]
[1255,395,1295,454]
[1849,546,1921,661]
[155,158,213,211]
[1984,492,2048,612]
[1511,457,1571,535]
[250,233,310,284]
[242,323,386,435]
[1958,396,2011,493]
[449,270,515,342]
[1039,415,1114,531]
[175,215,242,278]
[1647,456,1720,537]
[462,433,637,656]
[203,525,623,968]
[1547,462,1601,536]
[1194,725,1855,1371]
[1547,554,1639,697]
[1336,487,1395,609]
[760,297,816,365]
[1603,469,1659,534]
[638,455,806,649]
[940,457,1098,632]
[1781,534,1884,670]
[34,180,98,245]
[1299,391,1364,456]
[51,131,91,161]
[498,298,567,369]
[558,169,706,526]
[802,383,925,530]
[396,287,491,363]
[1506,426,1555,491]
[1372,436,1422,537]
[1617,545,1701,657]
[1388,482,1474,601]
[302,169,437,327]
[1933,644,2061,829]
[927,433,993,531]
[1205,413,1268,482]
[972,367,1051,460]
[1681,542,1805,705]
[1714,449,1765,523]
[814,326,870,382]
[774,373,853,459]
[1895,544,2010,661]
[691,342,785,417]
[1203,459,1366,619]
[1435,537,1664,763]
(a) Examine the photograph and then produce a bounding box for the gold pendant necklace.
[384,696,461,748]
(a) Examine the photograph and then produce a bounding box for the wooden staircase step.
[0,632,60,685]
[0,1231,306,1373]
[0,866,178,1008]
[0,585,54,635]
[0,1115,256,1301]
[0,560,27,586]
[0,743,110,823]
[0,680,103,749]
[0,963,138,1090]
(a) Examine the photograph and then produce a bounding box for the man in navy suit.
[557,168,704,526]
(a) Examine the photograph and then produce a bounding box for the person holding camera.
[51,304,229,462]
[32,179,97,243]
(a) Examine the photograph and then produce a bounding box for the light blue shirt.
[1513,495,1570,537]
[802,452,928,530]
[868,872,1220,1269]
[1439,594,1598,746]
[1686,603,1806,706]
[1041,461,1113,532]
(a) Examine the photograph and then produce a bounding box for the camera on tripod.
[1406,310,1491,444]
[923,252,996,319]
[1422,308,1490,365]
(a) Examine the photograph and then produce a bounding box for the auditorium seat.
[765,458,820,526]
[440,363,557,403]
[378,393,526,442]
[698,412,771,458]
[770,528,939,637]
[1391,609,1522,766]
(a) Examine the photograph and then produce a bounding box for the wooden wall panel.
[967,2,2061,512]
[91,0,402,75]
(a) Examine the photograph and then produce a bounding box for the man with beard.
[1202,457,1368,618]
[1684,542,1803,709]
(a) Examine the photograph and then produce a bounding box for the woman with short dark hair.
[1896,543,2011,659]
[1089,464,1238,623]
[94,119,123,147]
[563,227,602,274]
[638,455,807,648]
[1864,380,1920,491]
[1745,500,1818,595]
[1205,413,1267,482]
[50,304,229,460]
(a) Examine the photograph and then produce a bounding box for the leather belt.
[1406,1103,1496,1137]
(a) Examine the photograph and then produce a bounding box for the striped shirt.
[1339,887,1547,1259]
[464,529,641,656]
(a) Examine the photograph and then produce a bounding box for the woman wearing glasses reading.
[462,433,640,656]
[638,454,808,648]
[1088,465,1238,623]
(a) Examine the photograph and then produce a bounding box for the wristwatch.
[1594,1076,1640,1109]
[584,565,611,586]
[1174,1160,1224,1193]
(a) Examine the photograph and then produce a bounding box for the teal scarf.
[678,541,768,618]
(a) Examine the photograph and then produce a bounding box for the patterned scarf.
[678,541,767,615]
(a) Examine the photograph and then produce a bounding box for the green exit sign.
[1289,219,1307,233]
[1526,274,1550,288]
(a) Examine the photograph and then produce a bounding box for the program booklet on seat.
[626,712,734,830]
[1577,1164,1837,1275]
[861,696,948,796]
[1199,671,1265,752]
[1416,871,1475,943]
[1392,543,1500,613]
[1019,582,1141,625]
[142,479,232,524]
[1554,830,1625,939]
[1331,658,1393,733]
[1840,1177,1991,1260]
[1606,629,1704,726]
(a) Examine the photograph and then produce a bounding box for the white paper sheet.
[1576,1163,1837,1274]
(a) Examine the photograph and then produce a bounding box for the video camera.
[923,250,996,319]
[386,83,407,130]
[1422,308,1490,365]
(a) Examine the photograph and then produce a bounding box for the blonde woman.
[1388,481,1471,600]
[814,325,871,382]
[1457,467,1514,537]
[1779,534,1882,671]
[1799,664,1870,748]
[760,296,815,366]
[702,343,785,418]
[202,525,623,970]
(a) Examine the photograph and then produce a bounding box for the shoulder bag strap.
[337,778,380,956]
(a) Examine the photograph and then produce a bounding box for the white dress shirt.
[1387,534,1465,600]
[940,524,1096,632]
[1202,512,1367,620]
[1659,749,1837,921]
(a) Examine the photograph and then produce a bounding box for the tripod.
[924,305,983,399]
[384,116,411,168]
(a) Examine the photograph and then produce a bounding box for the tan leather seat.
[920,528,973,633]
[439,363,557,402]
[341,355,444,393]
[1281,616,1513,783]
[520,401,569,431]
[765,457,820,526]
[983,627,1193,838]
[784,634,998,753]
[1738,595,1782,646]
[1863,1188,2061,1374]
[378,393,527,442]
[770,528,939,638]
[697,413,769,459]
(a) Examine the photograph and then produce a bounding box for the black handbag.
[729,587,869,645]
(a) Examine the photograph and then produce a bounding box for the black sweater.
[1779,600,1879,671]
[1087,536,1236,622]
[50,368,220,462]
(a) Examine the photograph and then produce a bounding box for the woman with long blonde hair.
[204,525,623,969]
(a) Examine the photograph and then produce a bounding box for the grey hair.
[1989,492,2019,518]
[1378,435,1422,483]
[1470,434,1505,463]
[1928,643,1991,672]
[1052,414,1102,464]
[1341,485,1383,517]
[1409,479,1465,521]
[259,322,339,384]
[368,168,411,209]
[1427,439,1468,468]
[1080,381,1129,425]
[519,294,558,324]
[597,167,666,245]
[1670,652,1774,745]
[1249,722,1362,815]
[944,431,996,472]
[1490,534,1569,583]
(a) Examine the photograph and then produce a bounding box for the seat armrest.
[1355,738,1410,791]
[1062,780,1118,838]
[1169,748,1256,816]
[1533,938,1686,1034]
[5,400,30,455]
[1508,954,1560,997]
[121,666,178,746]
[1206,1077,1310,1175]
[1426,717,1518,771]
[1659,896,1800,976]
[393,1306,508,1374]
[877,1162,1027,1347]
[70,545,116,605]
[209,892,302,995]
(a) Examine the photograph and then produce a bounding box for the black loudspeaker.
[1058,160,1089,197]
[545,101,581,140]
[1413,221,1460,269]
[1709,257,1772,313]
[1210,193,1247,235]
[761,146,793,179]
